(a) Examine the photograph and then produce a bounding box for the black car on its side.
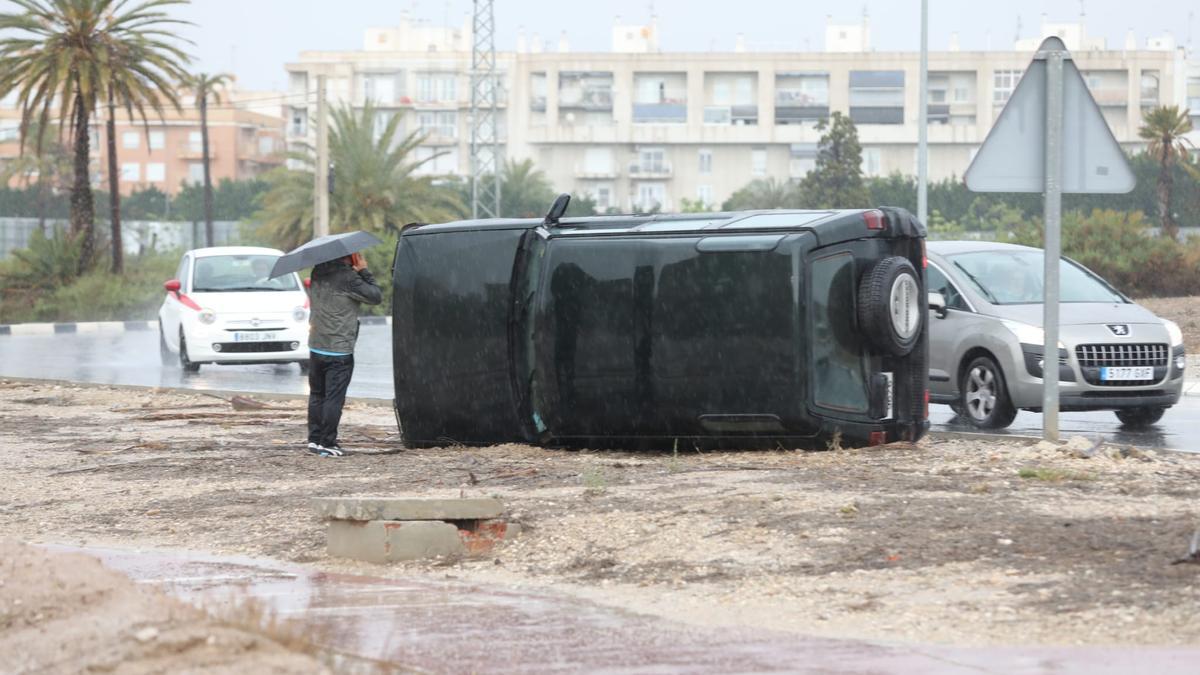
[391,200,929,449]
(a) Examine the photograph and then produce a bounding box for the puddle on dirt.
[44,544,1200,674]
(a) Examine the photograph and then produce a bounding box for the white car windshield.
[949,250,1125,305]
[191,255,299,292]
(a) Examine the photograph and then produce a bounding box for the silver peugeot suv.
[925,241,1187,429]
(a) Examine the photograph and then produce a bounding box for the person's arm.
[343,254,383,305]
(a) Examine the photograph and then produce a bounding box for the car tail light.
[863,209,886,231]
[869,431,887,446]
[920,240,927,268]
[924,389,930,419]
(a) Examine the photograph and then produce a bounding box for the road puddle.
[45,544,1200,674]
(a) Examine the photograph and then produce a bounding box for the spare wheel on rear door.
[857,256,922,357]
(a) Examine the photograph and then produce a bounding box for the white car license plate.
[1100,366,1154,381]
[232,332,277,343]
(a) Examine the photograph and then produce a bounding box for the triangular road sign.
[965,37,1135,194]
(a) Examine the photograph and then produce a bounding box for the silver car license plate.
[1100,366,1153,381]
[233,332,277,342]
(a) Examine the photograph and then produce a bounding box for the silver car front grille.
[1074,343,1168,368]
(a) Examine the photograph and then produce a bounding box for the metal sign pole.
[1042,48,1064,441]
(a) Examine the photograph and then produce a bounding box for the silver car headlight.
[292,306,309,323]
[1163,319,1183,348]
[1000,319,1064,349]
[198,309,217,325]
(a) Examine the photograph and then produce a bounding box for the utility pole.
[470,0,501,219]
[917,0,929,225]
[314,72,330,237]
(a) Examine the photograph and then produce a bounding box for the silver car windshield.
[948,250,1125,305]
[192,255,299,292]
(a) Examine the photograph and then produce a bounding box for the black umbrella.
[269,231,384,279]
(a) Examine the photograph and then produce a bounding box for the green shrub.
[1012,209,1200,298]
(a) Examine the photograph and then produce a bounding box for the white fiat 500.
[158,246,310,373]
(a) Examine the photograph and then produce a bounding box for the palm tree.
[0,0,192,274]
[256,102,464,251]
[1138,105,1197,242]
[183,72,232,247]
[498,158,555,217]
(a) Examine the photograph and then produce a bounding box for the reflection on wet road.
[55,545,1200,674]
[2,326,1196,451]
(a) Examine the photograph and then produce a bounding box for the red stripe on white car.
[171,291,201,311]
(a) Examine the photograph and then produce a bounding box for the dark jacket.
[308,259,383,354]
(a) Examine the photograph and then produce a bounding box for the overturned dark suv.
[391,200,929,449]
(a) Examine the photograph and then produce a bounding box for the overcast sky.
[165,0,1196,91]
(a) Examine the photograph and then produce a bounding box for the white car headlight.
[292,306,309,323]
[1001,319,1064,349]
[1163,319,1183,347]
[198,309,217,325]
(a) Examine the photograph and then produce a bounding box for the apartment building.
[0,88,286,196]
[285,14,1194,213]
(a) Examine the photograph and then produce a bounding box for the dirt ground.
[1136,295,1200,353]
[2,379,1199,653]
[0,541,326,673]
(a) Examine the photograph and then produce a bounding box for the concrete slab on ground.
[313,496,504,521]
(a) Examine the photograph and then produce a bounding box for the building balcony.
[628,161,672,179]
[1090,89,1128,107]
[632,102,687,124]
[559,89,613,111]
[703,105,758,125]
[776,105,829,125]
[574,164,619,179]
[416,131,458,146]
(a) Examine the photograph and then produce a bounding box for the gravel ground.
[2,379,1199,650]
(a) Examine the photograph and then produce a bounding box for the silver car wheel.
[965,365,997,421]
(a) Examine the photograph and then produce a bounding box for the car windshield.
[191,255,298,292]
[948,250,1125,305]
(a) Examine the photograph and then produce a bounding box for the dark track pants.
[307,352,354,448]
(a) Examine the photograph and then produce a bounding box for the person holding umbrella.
[271,232,383,457]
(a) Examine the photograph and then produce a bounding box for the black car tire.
[1114,406,1166,428]
[858,256,923,357]
[159,323,174,366]
[179,331,200,373]
[959,355,1017,429]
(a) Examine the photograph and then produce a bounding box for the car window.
[926,263,969,311]
[949,250,1125,304]
[810,251,868,413]
[174,256,188,286]
[191,255,298,292]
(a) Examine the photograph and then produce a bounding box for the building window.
[698,149,712,174]
[122,131,139,149]
[149,131,165,150]
[594,185,612,210]
[146,163,165,182]
[789,143,817,178]
[635,182,667,211]
[953,86,970,103]
[120,162,140,181]
[849,71,905,125]
[583,147,613,175]
[697,185,713,207]
[258,136,275,155]
[363,72,400,103]
[861,147,882,177]
[290,108,307,136]
[188,131,202,154]
[416,73,456,103]
[751,148,767,176]
[636,148,667,174]
[993,70,1022,103]
[188,162,204,184]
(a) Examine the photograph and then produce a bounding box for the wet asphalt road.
[2,325,1197,452]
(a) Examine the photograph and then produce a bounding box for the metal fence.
[0,218,247,260]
